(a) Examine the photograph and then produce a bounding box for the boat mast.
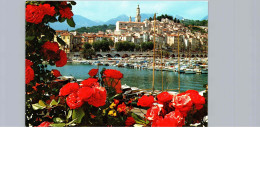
[152,13,156,92]
[160,45,163,91]
[178,31,180,93]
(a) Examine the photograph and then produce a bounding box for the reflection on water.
[48,64,208,92]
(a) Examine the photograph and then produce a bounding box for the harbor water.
[48,63,208,92]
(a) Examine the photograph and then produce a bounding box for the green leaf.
[26,36,35,41]
[131,112,148,124]
[50,123,66,127]
[49,16,57,23]
[32,103,46,110]
[53,117,64,123]
[72,108,85,123]
[108,93,122,102]
[67,18,75,27]
[70,1,77,5]
[58,16,66,23]
[50,99,58,107]
[67,110,72,120]
[56,36,66,46]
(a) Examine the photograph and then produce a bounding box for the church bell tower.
[135,5,141,22]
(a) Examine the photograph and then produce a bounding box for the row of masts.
[152,13,181,93]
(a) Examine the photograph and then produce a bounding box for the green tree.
[92,39,110,52]
[108,39,114,47]
[83,42,92,50]
[135,44,140,51]
[82,48,95,59]
[140,42,154,51]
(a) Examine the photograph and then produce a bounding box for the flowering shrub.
[136,90,208,127]
[25,1,77,127]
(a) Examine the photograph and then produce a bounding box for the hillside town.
[54,5,208,59]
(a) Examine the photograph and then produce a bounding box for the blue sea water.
[48,64,208,92]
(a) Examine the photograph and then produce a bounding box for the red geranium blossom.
[59,82,79,96]
[55,50,67,67]
[157,92,173,104]
[88,69,98,77]
[42,41,59,53]
[26,5,45,24]
[51,69,62,78]
[66,92,84,109]
[152,110,184,127]
[117,103,127,113]
[185,90,206,110]
[59,7,73,19]
[26,59,33,67]
[103,69,123,79]
[26,66,34,84]
[37,121,53,127]
[125,117,136,127]
[32,83,41,91]
[77,87,94,102]
[114,99,120,105]
[26,4,55,24]
[87,86,107,107]
[146,104,163,121]
[171,93,193,117]
[81,78,99,87]
[103,77,122,94]
[40,4,56,16]
[137,95,154,108]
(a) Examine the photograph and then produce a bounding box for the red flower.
[26,66,34,84]
[137,95,154,107]
[103,69,123,79]
[77,87,94,102]
[185,90,205,110]
[40,4,55,16]
[37,122,53,127]
[42,41,59,53]
[88,69,98,77]
[146,104,163,121]
[26,4,55,24]
[81,78,99,87]
[152,111,184,127]
[87,86,107,107]
[125,117,136,127]
[171,93,193,117]
[117,103,127,113]
[66,92,84,109]
[55,50,67,67]
[59,7,73,19]
[90,114,96,119]
[26,59,33,67]
[157,92,173,104]
[59,82,79,96]
[26,5,45,24]
[51,69,62,78]
[114,99,120,105]
[32,83,41,91]
[103,78,122,94]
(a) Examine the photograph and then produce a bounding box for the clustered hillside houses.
[54,5,208,57]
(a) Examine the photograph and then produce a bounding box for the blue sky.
[73,1,208,21]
